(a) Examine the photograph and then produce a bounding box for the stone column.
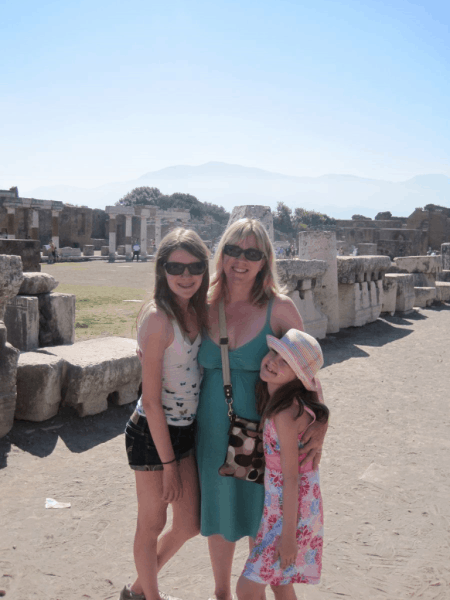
[125,215,132,261]
[140,210,149,261]
[51,210,60,248]
[0,255,23,438]
[30,209,39,241]
[297,230,340,333]
[155,216,162,247]
[441,243,450,271]
[6,207,16,239]
[108,215,116,262]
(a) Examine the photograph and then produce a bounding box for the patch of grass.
[57,284,150,341]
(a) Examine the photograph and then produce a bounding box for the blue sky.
[1,0,449,192]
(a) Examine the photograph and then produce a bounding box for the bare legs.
[237,576,296,600]
[130,455,200,600]
[208,535,236,600]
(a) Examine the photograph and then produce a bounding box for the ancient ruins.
[1,203,450,439]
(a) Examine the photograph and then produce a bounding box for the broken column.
[297,230,340,333]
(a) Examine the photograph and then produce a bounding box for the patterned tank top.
[136,319,202,426]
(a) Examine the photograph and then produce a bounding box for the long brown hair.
[137,228,210,335]
[208,218,282,307]
[256,379,329,425]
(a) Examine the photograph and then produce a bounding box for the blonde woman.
[121,228,209,600]
[196,218,327,600]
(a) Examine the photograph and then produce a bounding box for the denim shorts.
[125,410,196,471]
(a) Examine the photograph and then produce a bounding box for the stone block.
[381,275,398,315]
[0,323,20,438]
[277,259,328,339]
[15,352,64,421]
[392,274,415,313]
[337,256,391,284]
[38,292,75,347]
[0,254,24,320]
[435,282,450,303]
[394,256,442,275]
[0,240,41,272]
[442,244,450,270]
[117,245,125,255]
[101,246,109,256]
[414,287,437,308]
[4,296,39,351]
[357,243,378,255]
[59,247,82,257]
[19,272,58,295]
[83,245,94,256]
[437,270,450,283]
[338,280,384,329]
[38,337,142,417]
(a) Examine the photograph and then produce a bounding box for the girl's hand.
[299,420,328,469]
[275,533,298,570]
[162,463,183,503]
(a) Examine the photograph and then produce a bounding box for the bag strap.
[218,300,234,419]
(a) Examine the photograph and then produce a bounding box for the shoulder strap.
[218,301,234,418]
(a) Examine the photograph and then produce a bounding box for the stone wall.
[0,239,41,272]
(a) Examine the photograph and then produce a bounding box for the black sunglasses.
[164,261,207,276]
[223,244,265,262]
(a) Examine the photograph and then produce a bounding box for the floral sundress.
[241,412,324,586]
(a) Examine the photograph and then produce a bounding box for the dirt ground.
[1,260,449,600]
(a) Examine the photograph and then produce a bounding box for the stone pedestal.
[4,296,39,351]
[381,275,398,315]
[83,245,94,256]
[435,282,450,302]
[15,353,65,421]
[101,245,109,256]
[277,259,328,339]
[389,274,415,312]
[38,292,76,347]
[414,287,436,308]
[0,323,20,438]
[298,231,339,333]
[394,256,442,287]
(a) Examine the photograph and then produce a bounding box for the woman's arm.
[274,408,312,569]
[140,310,182,503]
[298,420,328,469]
[271,294,304,337]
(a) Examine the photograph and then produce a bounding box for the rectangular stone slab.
[37,337,142,417]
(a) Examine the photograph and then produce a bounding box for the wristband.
[161,457,177,465]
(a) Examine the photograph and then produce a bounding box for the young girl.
[120,228,210,600]
[237,329,329,600]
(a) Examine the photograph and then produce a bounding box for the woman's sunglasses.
[223,244,265,262]
[164,261,207,276]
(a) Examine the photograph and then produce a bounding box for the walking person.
[196,218,327,600]
[132,241,141,261]
[120,228,210,600]
[237,329,329,600]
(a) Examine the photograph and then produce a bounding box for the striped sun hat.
[266,329,324,403]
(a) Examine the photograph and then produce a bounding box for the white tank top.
[136,319,202,426]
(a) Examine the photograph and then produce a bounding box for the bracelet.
[161,457,177,465]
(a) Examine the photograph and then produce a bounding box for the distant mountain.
[23,162,450,220]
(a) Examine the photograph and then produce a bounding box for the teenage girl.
[120,228,210,600]
[237,329,329,600]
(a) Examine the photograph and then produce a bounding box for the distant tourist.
[132,242,140,261]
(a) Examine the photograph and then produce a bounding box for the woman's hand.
[162,462,183,503]
[275,533,298,570]
[299,420,328,469]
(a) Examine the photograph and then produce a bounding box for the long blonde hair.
[137,228,210,336]
[209,218,281,307]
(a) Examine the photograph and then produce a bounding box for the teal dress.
[196,299,274,542]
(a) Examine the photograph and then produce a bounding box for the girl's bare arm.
[274,408,312,569]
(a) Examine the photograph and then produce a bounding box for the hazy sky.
[2,0,449,192]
